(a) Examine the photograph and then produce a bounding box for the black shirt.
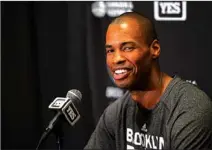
[84,76,212,150]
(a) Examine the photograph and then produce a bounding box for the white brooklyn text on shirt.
[126,125,164,149]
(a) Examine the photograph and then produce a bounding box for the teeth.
[115,69,127,74]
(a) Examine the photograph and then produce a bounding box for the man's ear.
[150,39,160,59]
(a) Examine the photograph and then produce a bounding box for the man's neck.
[130,72,172,109]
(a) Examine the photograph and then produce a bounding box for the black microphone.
[48,89,82,126]
[36,89,82,150]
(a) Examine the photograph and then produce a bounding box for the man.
[84,12,212,150]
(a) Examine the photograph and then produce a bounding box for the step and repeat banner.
[2,1,212,149]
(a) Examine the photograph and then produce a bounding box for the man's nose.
[113,50,126,65]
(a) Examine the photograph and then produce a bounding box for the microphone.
[36,89,82,150]
[48,89,82,126]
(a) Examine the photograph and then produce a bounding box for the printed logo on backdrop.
[186,79,197,85]
[106,86,124,104]
[154,1,187,21]
[92,1,134,18]
[106,86,124,99]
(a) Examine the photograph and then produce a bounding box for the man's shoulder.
[168,78,212,149]
[172,76,212,111]
[176,78,210,101]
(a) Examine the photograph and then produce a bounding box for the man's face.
[105,20,153,90]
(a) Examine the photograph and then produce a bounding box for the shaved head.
[110,12,158,46]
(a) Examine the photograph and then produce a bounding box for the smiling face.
[106,19,159,90]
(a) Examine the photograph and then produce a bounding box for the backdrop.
[2,1,212,149]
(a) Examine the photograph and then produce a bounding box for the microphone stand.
[36,111,63,150]
[54,118,64,150]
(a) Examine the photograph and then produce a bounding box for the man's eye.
[106,49,114,54]
[123,47,134,51]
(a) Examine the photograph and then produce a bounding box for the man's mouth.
[113,69,131,80]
